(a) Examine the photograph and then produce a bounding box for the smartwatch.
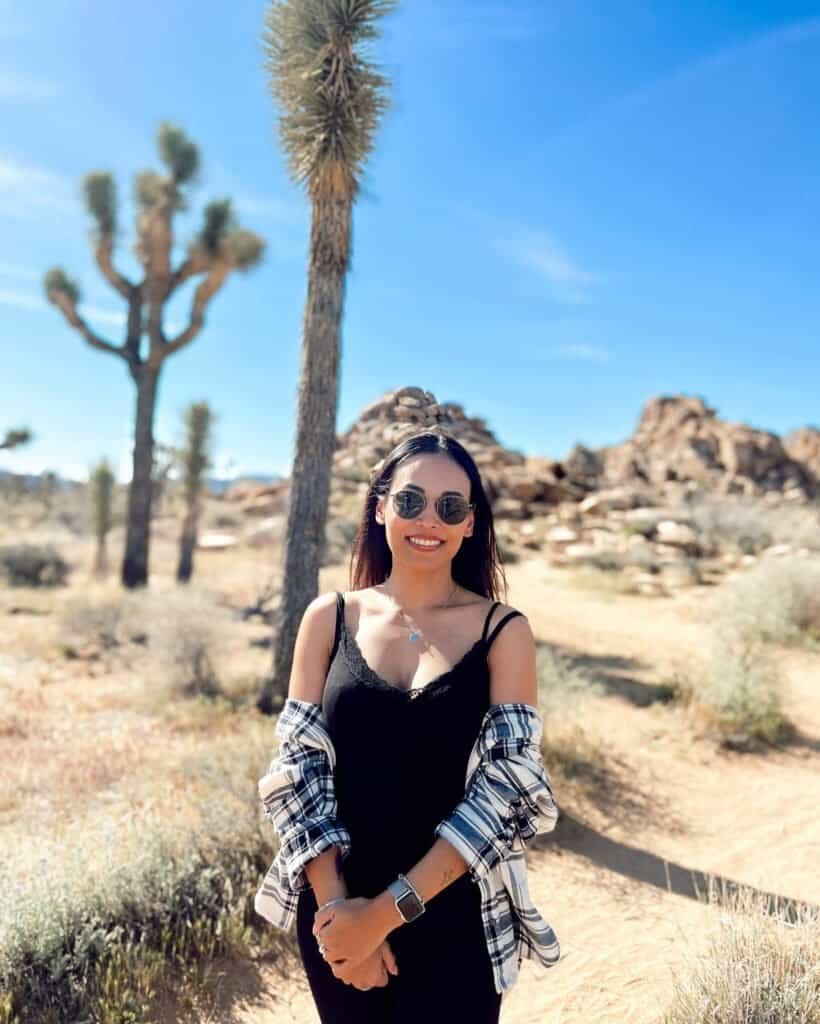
[387,873,425,923]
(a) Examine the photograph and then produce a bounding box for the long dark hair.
[348,430,508,601]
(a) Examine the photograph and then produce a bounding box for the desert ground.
[2,517,818,1023]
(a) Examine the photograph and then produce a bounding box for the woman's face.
[375,453,474,561]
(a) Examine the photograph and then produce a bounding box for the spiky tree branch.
[43,269,126,360]
[83,172,136,300]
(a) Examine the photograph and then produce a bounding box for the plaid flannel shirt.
[254,697,560,995]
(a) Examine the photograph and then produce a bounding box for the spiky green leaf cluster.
[200,199,235,255]
[181,401,214,503]
[43,267,80,305]
[263,0,398,193]
[225,229,266,270]
[82,172,117,236]
[158,121,200,184]
[193,200,266,270]
[1,428,33,450]
[134,169,187,215]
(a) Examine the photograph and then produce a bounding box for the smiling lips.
[407,536,444,550]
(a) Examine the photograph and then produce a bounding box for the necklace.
[384,581,460,643]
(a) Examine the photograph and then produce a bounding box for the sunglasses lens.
[393,490,425,518]
[438,497,471,524]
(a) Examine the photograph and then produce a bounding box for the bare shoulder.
[287,591,340,705]
[485,602,538,707]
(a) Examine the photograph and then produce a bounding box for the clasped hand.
[312,897,398,989]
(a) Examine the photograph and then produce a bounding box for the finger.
[312,914,332,936]
[381,943,399,975]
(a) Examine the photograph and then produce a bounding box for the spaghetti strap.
[480,601,501,645]
[486,609,524,651]
[330,591,344,664]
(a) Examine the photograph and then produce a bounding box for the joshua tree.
[44,122,265,588]
[257,0,397,712]
[0,427,33,451]
[38,470,58,517]
[89,458,115,576]
[176,401,214,583]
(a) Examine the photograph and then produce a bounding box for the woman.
[255,430,560,1023]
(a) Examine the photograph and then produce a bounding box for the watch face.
[397,890,424,922]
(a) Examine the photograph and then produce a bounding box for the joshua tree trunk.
[176,511,197,582]
[258,206,346,712]
[94,536,108,576]
[258,0,396,712]
[122,364,160,587]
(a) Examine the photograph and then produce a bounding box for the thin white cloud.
[494,226,600,304]
[0,262,40,280]
[0,154,75,219]
[545,16,820,152]
[82,304,126,328]
[426,1,548,44]
[0,286,183,336]
[0,71,56,101]
[546,343,611,363]
[0,287,44,311]
[233,191,305,225]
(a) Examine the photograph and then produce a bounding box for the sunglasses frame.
[389,487,475,526]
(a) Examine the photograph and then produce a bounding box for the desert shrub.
[0,544,68,587]
[661,876,820,1024]
[687,494,820,555]
[59,594,129,652]
[536,645,608,791]
[701,555,820,647]
[0,729,291,1024]
[140,586,235,699]
[683,626,793,750]
[536,644,605,717]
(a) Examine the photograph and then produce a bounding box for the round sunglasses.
[390,487,474,525]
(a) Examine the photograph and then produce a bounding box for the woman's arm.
[304,844,350,907]
[368,836,470,935]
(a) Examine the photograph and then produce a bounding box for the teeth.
[408,537,442,548]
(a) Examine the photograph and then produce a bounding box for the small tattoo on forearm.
[442,868,456,885]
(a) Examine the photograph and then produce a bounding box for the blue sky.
[1,1,819,483]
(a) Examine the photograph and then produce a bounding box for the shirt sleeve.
[433,703,559,884]
[258,701,351,893]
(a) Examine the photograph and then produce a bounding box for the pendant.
[409,631,421,642]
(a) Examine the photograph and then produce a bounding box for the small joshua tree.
[89,458,115,576]
[44,122,265,589]
[176,401,215,583]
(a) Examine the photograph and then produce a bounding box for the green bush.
[0,544,68,587]
[685,626,794,750]
[701,555,820,648]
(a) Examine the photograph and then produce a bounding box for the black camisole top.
[321,591,523,899]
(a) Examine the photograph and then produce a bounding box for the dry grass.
[0,720,292,1024]
[685,494,820,555]
[660,876,820,1023]
[698,554,820,649]
[536,643,611,797]
[678,626,795,750]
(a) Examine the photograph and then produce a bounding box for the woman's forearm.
[369,837,470,936]
[304,845,350,906]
